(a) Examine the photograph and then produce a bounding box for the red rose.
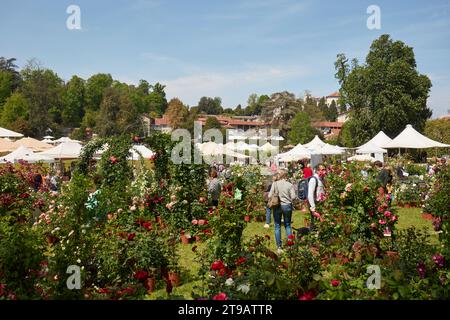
[236,257,246,266]
[97,288,110,294]
[331,279,340,287]
[287,240,295,246]
[198,219,207,226]
[134,270,148,280]
[110,156,118,164]
[213,292,228,300]
[211,260,225,271]
[191,219,198,225]
[384,211,392,218]
[299,290,316,300]
[128,233,136,241]
[142,221,152,230]
[288,234,295,240]
[244,215,251,222]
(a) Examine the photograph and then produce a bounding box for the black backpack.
[297,176,318,201]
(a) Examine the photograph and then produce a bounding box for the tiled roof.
[312,121,344,128]
[326,91,340,98]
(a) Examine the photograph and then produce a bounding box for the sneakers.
[277,248,284,254]
[263,224,270,229]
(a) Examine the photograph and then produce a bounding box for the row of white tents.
[1,124,449,164]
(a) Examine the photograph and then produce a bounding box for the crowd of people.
[205,156,448,254]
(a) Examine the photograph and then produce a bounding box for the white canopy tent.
[303,135,327,149]
[0,146,54,163]
[0,127,23,138]
[383,124,450,149]
[53,137,82,144]
[197,141,249,159]
[38,142,83,159]
[309,143,345,155]
[128,145,155,160]
[359,131,392,149]
[225,141,259,152]
[276,144,311,162]
[356,142,387,163]
[0,138,17,153]
[259,142,279,153]
[13,137,53,152]
[43,135,54,139]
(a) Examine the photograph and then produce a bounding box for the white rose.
[225,278,234,286]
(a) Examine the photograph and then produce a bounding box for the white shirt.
[307,174,324,210]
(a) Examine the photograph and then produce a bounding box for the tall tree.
[0,57,21,90]
[328,100,338,122]
[203,116,222,131]
[197,96,223,115]
[20,61,64,137]
[335,34,432,146]
[0,71,14,106]
[164,98,189,130]
[0,92,29,128]
[287,112,321,145]
[85,73,113,111]
[303,96,325,122]
[96,88,121,137]
[148,82,168,115]
[262,91,302,138]
[62,75,85,127]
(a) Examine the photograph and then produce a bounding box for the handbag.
[268,182,280,208]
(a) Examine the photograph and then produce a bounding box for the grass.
[148,206,439,299]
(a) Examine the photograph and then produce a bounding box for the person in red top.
[302,162,313,179]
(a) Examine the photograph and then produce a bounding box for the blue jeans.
[265,207,271,224]
[273,204,293,248]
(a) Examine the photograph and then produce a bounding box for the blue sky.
[1,0,449,117]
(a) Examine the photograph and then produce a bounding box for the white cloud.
[163,64,309,106]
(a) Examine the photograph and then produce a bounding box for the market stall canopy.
[197,141,249,159]
[0,127,23,138]
[38,142,82,159]
[41,139,54,144]
[13,137,53,152]
[383,124,450,149]
[347,154,376,162]
[225,141,259,152]
[276,143,311,161]
[128,145,155,160]
[0,138,17,153]
[0,146,55,163]
[309,143,345,155]
[259,142,279,152]
[356,142,387,154]
[303,135,327,149]
[43,135,54,139]
[359,131,392,149]
[53,137,82,144]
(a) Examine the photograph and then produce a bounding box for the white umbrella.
[356,143,387,154]
[359,131,392,149]
[383,124,450,149]
[303,135,327,149]
[1,146,54,163]
[53,137,81,144]
[38,142,82,159]
[276,143,311,161]
[0,127,23,138]
[309,143,345,155]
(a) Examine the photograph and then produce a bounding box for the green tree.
[0,57,21,91]
[0,92,29,128]
[197,96,223,115]
[424,118,450,156]
[203,116,222,131]
[328,100,338,122]
[20,61,64,136]
[262,91,302,138]
[335,35,432,146]
[164,98,189,129]
[147,82,168,115]
[287,112,321,145]
[62,75,85,127]
[96,88,121,137]
[303,96,326,122]
[0,70,14,106]
[85,73,113,111]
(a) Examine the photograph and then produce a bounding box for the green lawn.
[148,206,439,299]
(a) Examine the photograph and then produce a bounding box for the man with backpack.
[298,163,326,230]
